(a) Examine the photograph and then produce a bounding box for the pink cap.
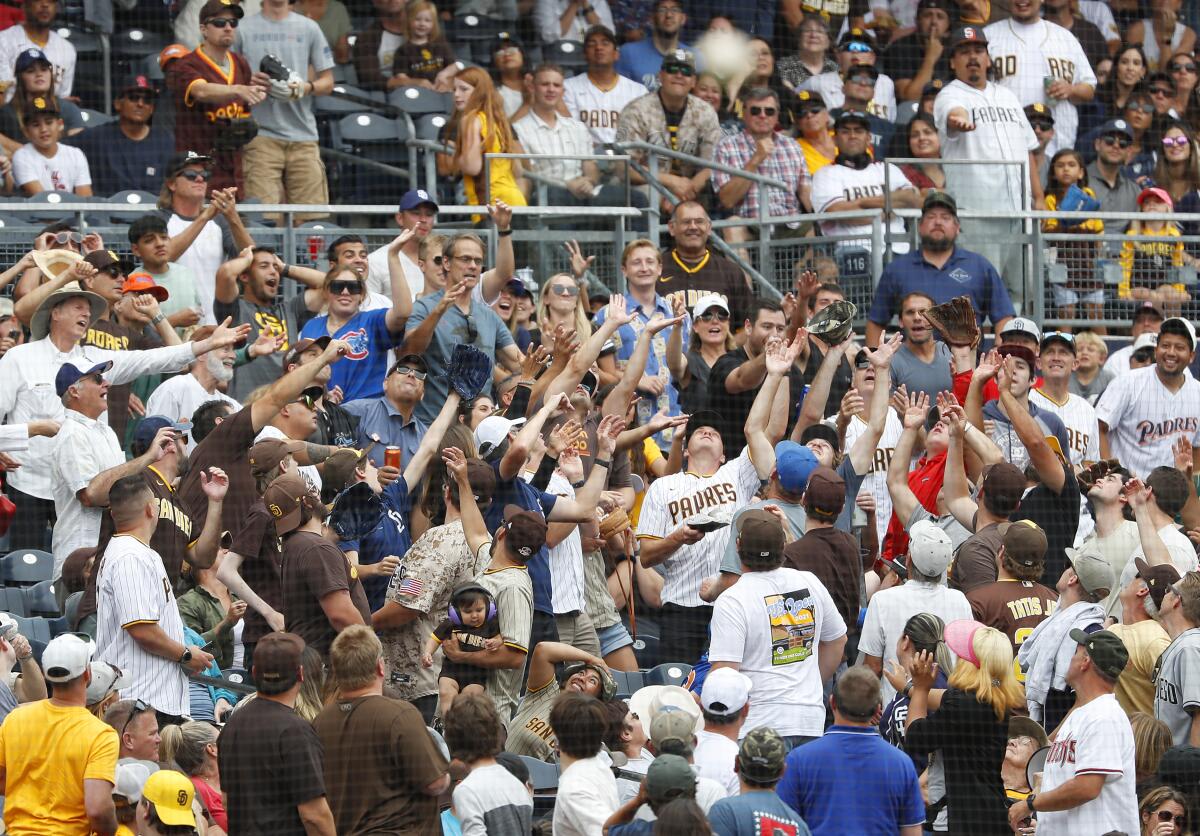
[1138,186,1174,210]
[943,619,985,668]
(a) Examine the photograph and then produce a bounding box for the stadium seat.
[55,27,102,55]
[447,14,507,43]
[519,756,560,791]
[644,662,693,688]
[893,100,918,127]
[221,668,250,687]
[415,113,449,141]
[609,669,645,698]
[79,109,115,128]
[0,549,54,587]
[339,112,414,198]
[111,28,165,59]
[0,588,27,617]
[387,86,452,116]
[106,190,158,222]
[316,85,375,119]
[23,579,59,617]
[47,615,71,637]
[63,589,83,627]
[12,615,51,644]
[544,40,587,71]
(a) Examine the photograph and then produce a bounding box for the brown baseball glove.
[1077,458,1125,493]
[921,295,981,349]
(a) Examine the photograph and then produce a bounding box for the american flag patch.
[396,577,425,598]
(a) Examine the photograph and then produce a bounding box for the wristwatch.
[150,312,166,325]
[178,648,193,666]
[1026,794,1037,813]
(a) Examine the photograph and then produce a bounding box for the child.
[127,215,205,335]
[11,96,90,197]
[1042,149,1104,325]
[1119,186,1195,316]
[390,1,459,93]
[421,582,501,723]
[444,693,533,835]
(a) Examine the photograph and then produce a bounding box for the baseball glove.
[921,295,981,349]
[1077,458,1124,493]
[806,299,858,345]
[328,482,382,541]
[212,116,259,151]
[447,344,494,400]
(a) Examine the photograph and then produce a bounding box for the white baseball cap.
[1133,332,1158,351]
[113,761,155,803]
[1161,316,1197,350]
[0,612,17,642]
[700,667,752,716]
[908,519,954,576]
[474,415,526,459]
[86,660,128,705]
[693,294,730,318]
[42,633,94,683]
[1000,317,1042,343]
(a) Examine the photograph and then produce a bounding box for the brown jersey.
[83,317,157,442]
[173,46,252,195]
[967,579,1058,683]
[656,248,754,326]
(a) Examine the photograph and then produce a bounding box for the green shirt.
[177,585,238,670]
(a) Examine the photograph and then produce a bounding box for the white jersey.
[1029,388,1100,468]
[798,70,898,122]
[0,27,76,102]
[143,373,241,452]
[811,161,914,251]
[843,409,903,545]
[562,72,648,147]
[1079,0,1120,43]
[545,472,586,614]
[934,79,1037,213]
[1037,693,1138,836]
[1154,627,1200,746]
[95,534,190,717]
[1094,365,1200,477]
[635,449,762,607]
[983,18,1097,153]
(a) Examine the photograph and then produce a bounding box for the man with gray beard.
[144,326,242,446]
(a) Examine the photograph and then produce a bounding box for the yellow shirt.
[629,437,663,528]
[0,699,119,835]
[463,111,527,209]
[798,135,835,177]
[117,824,136,836]
[1109,619,1171,717]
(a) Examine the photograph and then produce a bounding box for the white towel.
[1017,599,1104,723]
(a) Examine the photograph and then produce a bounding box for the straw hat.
[32,247,83,280]
[30,281,106,340]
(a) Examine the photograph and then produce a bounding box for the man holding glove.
[237,0,335,223]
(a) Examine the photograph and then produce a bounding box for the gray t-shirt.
[908,504,971,551]
[719,498,808,575]
[1154,626,1200,746]
[216,292,312,401]
[1069,367,1115,407]
[890,341,954,402]
[237,13,334,141]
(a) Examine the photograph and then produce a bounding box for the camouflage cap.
[806,299,858,345]
[738,726,787,783]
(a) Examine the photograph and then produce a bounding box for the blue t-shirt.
[709,791,812,836]
[614,37,699,90]
[341,478,414,611]
[70,122,175,196]
[868,247,1016,329]
[776,726,925,836]
[485,461,556,616]
[299,307,402,401]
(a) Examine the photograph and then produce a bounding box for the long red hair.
[453,66,516,167]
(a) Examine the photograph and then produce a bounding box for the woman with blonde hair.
[1139,784,1189,836]
[450,67,526,210]
[1131,711,1174,785]
[905,620,1024,835]
[535,272,591,346]
[159,720,227,832]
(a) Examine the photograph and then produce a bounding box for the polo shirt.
[775,725,925,836]
[1086,160,1139,223]
[341,396,426,470]
[869,246,1016,328]
[512,110,593,182]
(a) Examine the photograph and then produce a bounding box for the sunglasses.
[662,64,695,77]
[1157,810,1187,825]
[1102,134,1132,148]
[466,320,478,344]
[847,75,875,85]
[205,16,238,26]
[178,169,210,181]
[84,372,105,385]
[329,280,363,295]
[121,699,150,738]
[391,365,427,380]
[843,41,873,53]
[1032,120,1054,131]
[550,284,579,297]
[1127,102,1156,113]
[293,394,318,410]
[50,230,82,245]
[1170,62,1197,73]
[799,106,825,116]
[748,105,777,116]
[698,310,729,322]
[1164,135,1192,147]
[1150,87,1175,96]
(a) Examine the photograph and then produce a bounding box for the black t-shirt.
[1012,468,1080,588]
[708,347,804,455]
[219,697,326,836]
[881,33,950,92]
[280,530,372,657]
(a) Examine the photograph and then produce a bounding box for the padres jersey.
[563,72,648,147]
[1154,627,1200,746]
[967,579,1058,683]
[983,18,1097,153]
[1029,389,1100,468]
[173,46,253,193]
[1095,365,1200,477]
[636,449,762,607]
[843,410,903,545]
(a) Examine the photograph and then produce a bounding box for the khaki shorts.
[243,135,329,222]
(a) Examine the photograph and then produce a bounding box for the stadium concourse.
[1,0,1200,834]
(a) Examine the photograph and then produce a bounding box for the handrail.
[0,201,642,218]
[612,140,791,191]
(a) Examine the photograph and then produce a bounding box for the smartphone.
[200,642,216,655]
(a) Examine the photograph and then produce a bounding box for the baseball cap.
[1138,186,1174,210]
[583,24,616,44]
[795,89,825,108]
[1133,301,1164,322]
[85,249,134,277]
[322,447,368,494]
[113,761,153,803]
[1099,117,1132,139]
[1160,316,1197,350]
[42,633,93,683]
[249,437,304,478]
[1040,331,1075,353]
[1000,316,1043,343]
[833,109,871,129]
[55,359,112,398]
[121,271,170,301]
[661,49,695,73]
[1025,102,1054,125]
[693,294,729,318]
[700,667,752,716]
[26,95,59,117]
[1068,628,1129,679]
[774,440,818,493]
[1158,745,1200,790]
[947,24,988,51]
[738,727,788,783]
[804,465,845,517]
[475,414,526,459]
[398,188,438,213]
[684,409,723,447]
[503,506,547,560]
[922,190,957,216]
[650,706,697,756]
[838,27,875,50]
[922,79,945,98]
[646,754,696,802]
[263,471,310,535]
[117,74,158,98]
[982,462,1026,511]
[561,661,617,701]
[630,684,703,740]
[917,0,953,12]
[87,661,126,704]
[908,518,954,576]
[944,619,985,667]
[800,423,841,452]
[1065,544,1115,594]
[199,0,243,21]
[142,770,197,828]
[492,31,523,52]
[283,335,331,369]
[1135,557,1182,610]
[159,43,189,68]
[15,47,50,73]
[389,353,428,375]
[131,416,192,457]
[252,631,305,694]
[1008,716,1050,748]
[999,520,1047,568]
[735,509,785,561]
[997,342,1038,370]
[1132,332,1159,353]
[166,150,213,178]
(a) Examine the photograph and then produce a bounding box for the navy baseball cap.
[834,109,871,129]
[15,48,51,74]
[398,188,438,213]
[55,360,112,397]
[131,415,193,456]
[1098,118,1133,140]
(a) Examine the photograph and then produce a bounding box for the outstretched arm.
[747,334,803,479]
[402,392,463,491]
[384,230,416,334]
[792,339,848,440]
[444,447,492,557]
[997,356,1065,492]
[942,398,980,530]
[887,389,928,526]
[846,332,903,474]
[525,640,606,691]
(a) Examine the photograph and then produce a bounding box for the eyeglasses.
[847,75,875,86]
[662,64,695,77]
[178,169,210,181]
[466,320,478,344]
[121,699,149,738]
[1164,135,1191,148]
[50,230,82,245]
[748,105,777,116]
[391,365,428,380]
[1102,134,1132,148]
[843,41,873,53]
[1157,810,1187,825]
[1127,102,1156,113]
[1150,86,1175,96]
[1032,120,1054,132]
[655,4,683,14]
[550,284,579,297]
[329,280,363,295]
[698,310,729,322]
[453,254,484,266]
[205,16,238,26]
[1170,62,1197,73]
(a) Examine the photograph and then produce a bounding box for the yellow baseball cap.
[142,770,196,828]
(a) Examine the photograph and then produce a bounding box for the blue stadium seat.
[106,190,157,222]
[609,669,645,698]
[644,662,693,688]
[63,590,83,628]
[0,549,53,587]
[0,588,27,617]
[387,86,452,116]
[415,113,449,141]
[518,755,560,791]
[12,615,51,644]
[23,579,58,617]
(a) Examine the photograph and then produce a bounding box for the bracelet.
[902,682,913,698]
[571,479,586,489]
[497,228,513,237]
[150,312,166,325]
[593,458,611,469]
[281,263,290,279]
[1027,794,1037,813]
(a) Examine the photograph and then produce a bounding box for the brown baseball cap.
[252,631,304,694]
[262,471,310,535]
[199,0,244,22]
[249,438,304,479]
[804,466,846,517]
[982,462,1026,510]
[323,447,367,494]
[502,505,547,561]
[1135,557,1182,610]
[736,509,784,561]
[999,519,1047,568]
[283,336,331,370]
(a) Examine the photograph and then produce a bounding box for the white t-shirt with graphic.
[12,143,90,193]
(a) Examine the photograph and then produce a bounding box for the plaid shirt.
[712,130,810,219]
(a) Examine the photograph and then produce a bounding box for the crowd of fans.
[0,0,1199,834]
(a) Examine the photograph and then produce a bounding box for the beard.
[920,233,954,253]
[206,352,234,384]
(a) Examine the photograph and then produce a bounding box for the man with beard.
[934,26,1044,310]
[867,191,1015,345]
[144,326,242,431]
[614,0,697,91]
[657,200,752,325]
[563,25,648,148]
[884,292,954,400]
[884,0,953,102]
[1097,317,1200,476]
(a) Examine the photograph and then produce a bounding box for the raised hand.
[131,292,162,320]
[206,317,252,350]
[1173,435,1193,474]
[564,239,595,279]
[902,390,931,431]
[646,409,689,434]
[974,348,1002,382]
[670,294,687,319]
[890,384,910,419]
[995,355,1016,394]
[323,339,351,363]
[596,414,626,457]
[548,418,585,457]
[200,467,229,501]
[487,199,513,232]
[765,335,796,376]
[867,330,904,367]
[906,648,938,689]
[646,312,685,335]
[442,446,469,484]
[839,387,866,422]
[1123,476,1152,511]
[605,294,636,327]
[794,266,820,299]
[558,445,584,483]
[388,228,416,255]
[521,344,551,379]
[66,259,97,284]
